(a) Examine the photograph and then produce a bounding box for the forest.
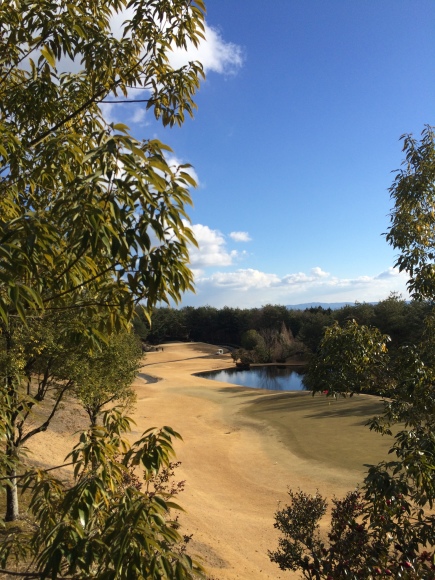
[133,295,432,358]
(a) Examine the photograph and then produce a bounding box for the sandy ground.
[27,342,394,580]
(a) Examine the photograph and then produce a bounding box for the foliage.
[0,2,205,575]
[231,325,304,365]
[0,311,144,520]
[275,322,305,362]
[139,307,190,344]
[134,300,430,357]
[0,311,89,521]
[335,301,376,327]
[271,338,435,578]
[369,293,409,348]
[271,342,435,578]
[256,304,291,331]
[0,0,205,330]
[74,330,142,426]
[270,487,435,579]
[295,310,335,353]
[304,319,391,397]
[386,126,435,301]
[1,311,96,442]
[132,310,150,342]
[0,408,204,579]
[240,329,261,351]
[0,0,206,522]
[230,348,255,366]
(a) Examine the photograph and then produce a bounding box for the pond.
[197,365,307,391]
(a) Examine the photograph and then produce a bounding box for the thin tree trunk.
[5,444,19,522]
[4,326,19,522]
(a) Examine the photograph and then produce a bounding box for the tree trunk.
[5,445,19,522]
[4,328,20,521]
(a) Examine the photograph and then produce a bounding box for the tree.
[0,311,89,522]
[257,328,278,362]
[0,312,143,521]
[0,0,204,327]
[275,322,302,362]
[257,304,291,332]
[184,306,218,342]
[213,306,242,344]
[304,319,391,397]
[270,344,435,579]
[296,310,334,353]
[270,127,435,578]
[334,301,376,328]
[241,329,262,351]
[0,0,205,521]
[74,330,142,427]
[0,408,204,579]
[142,307,189,344]
[373,293,409,349]
[386,125,435,300]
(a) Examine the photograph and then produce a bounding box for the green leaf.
[40,45,56,68]
[111,122,131,134]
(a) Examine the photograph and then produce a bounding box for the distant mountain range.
[286,302,377,311]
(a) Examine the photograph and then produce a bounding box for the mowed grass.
[242,391,394,474]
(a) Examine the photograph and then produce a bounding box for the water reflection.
[197,365,306,391]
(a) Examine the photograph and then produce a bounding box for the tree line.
[134,295,432,357]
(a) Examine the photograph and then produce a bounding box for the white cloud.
[375,267,403,279]
[185,223,254,271]
[202,269,280,289]
[182,266,410,308]
[40,11,243,129]
[169,23,244,75]
[229,231,252,242]
[188,224,235,269]
[23,6,244,80]
[96,17,244,144]
[109,9,243,75]
[311,266,329,278]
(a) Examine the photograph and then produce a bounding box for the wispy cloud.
[130,108,147,126]
[229,231,252,242]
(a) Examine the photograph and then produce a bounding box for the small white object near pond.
[216,349,224,355]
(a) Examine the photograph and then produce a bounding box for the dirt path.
[28,342,392,579]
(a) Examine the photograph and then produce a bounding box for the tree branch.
[0,33,51,88]
[27,49,153,149]
[20,382,73,446]
[0,461,75,482]
[0,569,76,579]
[42,262,120,304]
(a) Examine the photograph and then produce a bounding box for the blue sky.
[110,1,435,308]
